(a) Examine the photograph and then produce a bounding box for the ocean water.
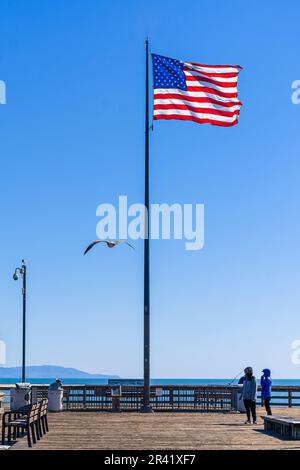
[1,378,300,386]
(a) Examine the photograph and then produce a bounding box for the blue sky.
[1,0,300,378]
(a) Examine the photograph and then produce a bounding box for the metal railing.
[63,385,237,411]
[1,384,300,412]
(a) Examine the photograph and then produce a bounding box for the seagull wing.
[124,241,135,250]
[83,240,107,255]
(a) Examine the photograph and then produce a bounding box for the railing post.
[231,388,236,411]
[170,388,173,410]
[288,389,292,408]
[83,386,86,409]
[65,386,69,410]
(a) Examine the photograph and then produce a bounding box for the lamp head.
[13,271,19,281]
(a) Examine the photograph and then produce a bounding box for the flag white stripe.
[154,89,241,103]
[185,80,238,94]
[184,70,238,83]
[154,98,241,112]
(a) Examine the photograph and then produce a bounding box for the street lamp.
[84,239,136,409]
[13,259,27,383]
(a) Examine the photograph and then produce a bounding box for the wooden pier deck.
[3,407,300,450]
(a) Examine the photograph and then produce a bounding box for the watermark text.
[96,196,204,251]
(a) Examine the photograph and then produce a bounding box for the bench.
[262,416,300,439]
[1,399,49,448]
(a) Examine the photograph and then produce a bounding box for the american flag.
[152,54,242,127]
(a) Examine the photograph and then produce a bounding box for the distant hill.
[0,365,120,379]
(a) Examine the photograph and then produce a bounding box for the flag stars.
[152,54,187,91]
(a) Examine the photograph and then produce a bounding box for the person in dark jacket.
[241,366,257,424]
[261,368,272,415]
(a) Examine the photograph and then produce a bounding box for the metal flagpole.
[141,38,152,412]
[22,260,27,383]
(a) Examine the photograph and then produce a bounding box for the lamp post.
[13,259,27,383]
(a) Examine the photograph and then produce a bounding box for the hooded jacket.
[241,374,257,401]
[260,368,272,399]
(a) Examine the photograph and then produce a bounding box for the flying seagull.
[84,240,135,255]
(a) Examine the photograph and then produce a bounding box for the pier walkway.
[4,407,300,450]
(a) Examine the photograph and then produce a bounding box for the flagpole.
[141,37,152,412]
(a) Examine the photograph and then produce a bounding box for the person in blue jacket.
[261,368,272,415]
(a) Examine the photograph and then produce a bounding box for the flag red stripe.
[186,86,238,98]
[153,114,239,127]
[188,61,242,70]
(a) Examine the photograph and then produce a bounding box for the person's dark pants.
[264,397,272,415]
[244,399,256,422]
